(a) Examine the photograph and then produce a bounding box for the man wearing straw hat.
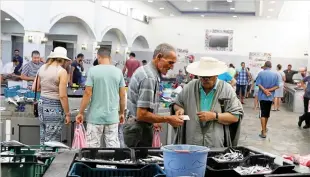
[172,57,244,147]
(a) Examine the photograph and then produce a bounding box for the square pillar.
[23,31,46,63]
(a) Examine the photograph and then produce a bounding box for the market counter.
[284,83,304,113]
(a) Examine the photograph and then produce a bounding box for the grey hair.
[97,47,111,57]
[153,43,176,59]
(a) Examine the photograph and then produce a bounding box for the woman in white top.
[273,64,286,111]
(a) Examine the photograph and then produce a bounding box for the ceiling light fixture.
[186,0,192,2]
[233,15,237,18]
[148,0,153,2]
[4,18,10,21]
[201,15,205,17]
[227,0,233,2]
[268,8,274,12]
[230,7,235,10]
[159,7,164,10]
[194,7,199,10]
[269,1,275,4]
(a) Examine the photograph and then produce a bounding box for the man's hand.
[154,123,162,131]
[167,115,184,127]
[119,113,125,124]
[75,113,84,124]
[197,111,216,122]
[263,89,271,96]
[175,108,184,116]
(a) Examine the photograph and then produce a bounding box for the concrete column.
[23,31,46,63]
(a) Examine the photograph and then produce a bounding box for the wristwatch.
[214,111,219,121]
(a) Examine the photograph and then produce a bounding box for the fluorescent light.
[170,13,174,16]
[268,8,274,12]
[227,0,233,2]
[232,15,237,18]
[186,0,192,2]
[267,16,271,18]
[201,15,205,17]
[159,7,164,10]
[230,7,235,10]
[193,7,199,10]
[4,18,10,21]
[148,0,153,2]
[269,1,275,4]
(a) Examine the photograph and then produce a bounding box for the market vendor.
[21,50,44,87]
[172,57,244,147]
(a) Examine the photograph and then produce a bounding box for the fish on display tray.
[212,148,248,162]
[138,155,164,164]
[234,165,272,175]
[80,157,134,164]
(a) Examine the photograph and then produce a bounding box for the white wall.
[150,17,308,58]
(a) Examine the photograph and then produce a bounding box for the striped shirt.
[236,68,248,85]
[21,61,44,86]
[127,62,160,117]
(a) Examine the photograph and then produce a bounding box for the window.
[101,1,109,7]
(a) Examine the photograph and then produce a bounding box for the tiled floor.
[239,98,310,156]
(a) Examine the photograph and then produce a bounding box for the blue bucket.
[161,144,209,177]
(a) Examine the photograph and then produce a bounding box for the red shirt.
[125,59,141,78]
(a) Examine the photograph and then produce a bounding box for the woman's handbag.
[33,75,39,117]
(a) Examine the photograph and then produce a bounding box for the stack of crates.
[4,85,20,98]
[1,145,58,177]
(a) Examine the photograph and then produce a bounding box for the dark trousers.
[236,84,246,97]
[301,97,310,125]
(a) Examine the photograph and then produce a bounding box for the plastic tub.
[161,144,209,177]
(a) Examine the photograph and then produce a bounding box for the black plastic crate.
[132,147,164,166]
[68,162,166,177]
[206,155,295,177]
[208,146,262,163]
[75,148,135,166]
[265,174,310,177]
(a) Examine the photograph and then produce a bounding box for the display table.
[284,83,304,113]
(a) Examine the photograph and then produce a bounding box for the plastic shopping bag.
[72,124,87,149]
[152,130,161,147]
[283,154,310,167]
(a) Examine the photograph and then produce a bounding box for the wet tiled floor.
[239,98,310,156]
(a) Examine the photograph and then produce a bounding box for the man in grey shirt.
[21,50,44,87]
[123,43,184,147]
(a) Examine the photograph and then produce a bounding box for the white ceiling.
[143,0,284,19]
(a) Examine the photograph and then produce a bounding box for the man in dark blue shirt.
[13,49,23,75]
[70,53,84,86]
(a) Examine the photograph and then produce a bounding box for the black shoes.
[298,116,303,127]
[303,125,310,129]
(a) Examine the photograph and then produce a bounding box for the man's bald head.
[264,61,272,68]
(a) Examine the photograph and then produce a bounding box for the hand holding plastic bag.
[72,124,87,149]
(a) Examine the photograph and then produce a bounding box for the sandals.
[259,131,267,138]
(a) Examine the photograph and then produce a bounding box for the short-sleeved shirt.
[85,65,125,125]
[218,72,233,83]
[127,62,160,117]
[256,68,279,101]
[21,61,44,86]
[236,68,248,85]
[176,74,185,84]
[71,60,83,84]
[303,76,310,98]
[125,59,141,78]
[284,69,298,84]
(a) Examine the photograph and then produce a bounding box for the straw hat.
[186,57,227,77]
[48,47,71,61]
